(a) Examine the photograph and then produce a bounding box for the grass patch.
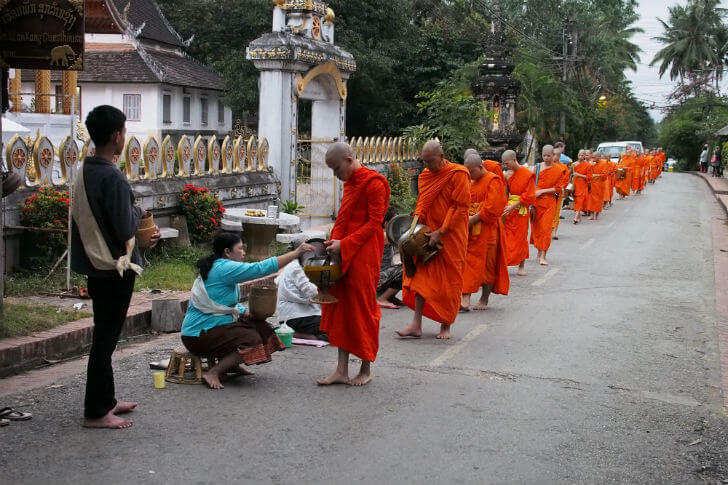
[0,303,91,338]
[135,245,207,291]
[5,267,86,298]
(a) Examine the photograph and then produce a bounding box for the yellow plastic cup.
[154,371,166,389]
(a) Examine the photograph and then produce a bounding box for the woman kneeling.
[181,233,312,389]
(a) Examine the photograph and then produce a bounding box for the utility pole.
[560,18,569,137]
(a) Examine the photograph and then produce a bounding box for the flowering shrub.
[387,163,417,214]
[179,184,225,244]
[19,187,70,264]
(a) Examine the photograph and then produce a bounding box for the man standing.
[616,147,635,199]
[463,148,506,184]
[460,154,509,312]
[530,145,564,266]
[587,153,609,220]
[502,150,535,276]
[550,144,570,240]
[318,142,390,386]
[572,150,592,223]
[72,105,160,429]
[396,140,470,340]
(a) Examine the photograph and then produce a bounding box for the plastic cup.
[154,371,166,389]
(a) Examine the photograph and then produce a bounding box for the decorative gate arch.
[247,1,356,222]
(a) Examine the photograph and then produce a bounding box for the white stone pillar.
[257,69,297,202]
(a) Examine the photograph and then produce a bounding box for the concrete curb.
[0,273,277,377]
[690,171,728,215]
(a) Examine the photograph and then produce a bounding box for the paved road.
[1,173,727,484]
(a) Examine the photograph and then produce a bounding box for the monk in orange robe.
[636,151,649,194]
[631,150,644,194]
[462,148,506,185]
[529,145,563,266]
[587,154,609,220]
[319,142,390,387]
[616,147,635,198]
[602,154,616,208]
[460,154,509,312]
[502,149,535,276]
[397,140,470,340]
[657,148,666,177]
[551,156,570,240]
[572,149,592,223]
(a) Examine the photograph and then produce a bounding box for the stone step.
[276,229,327,244]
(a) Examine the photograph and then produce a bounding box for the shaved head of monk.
[464,153,486,181]
[541,145,554,164]
[421,140,447,172]
[463,148,479,161]
[325,142,361,182]
[501,149,519,171]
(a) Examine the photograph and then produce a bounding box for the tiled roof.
[110,0,184,47]
[22,49,224,90]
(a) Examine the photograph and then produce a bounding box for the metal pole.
[560,19,568,136]
[65,95,75,290]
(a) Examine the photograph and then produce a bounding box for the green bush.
[179,184,225,244]
[18,187,70,266]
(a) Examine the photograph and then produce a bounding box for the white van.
[596,141,644,161]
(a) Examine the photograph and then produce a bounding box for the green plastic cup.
[276,328,293,348]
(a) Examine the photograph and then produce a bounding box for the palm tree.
[651,0,725,84]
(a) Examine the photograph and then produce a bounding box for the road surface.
[1,173,727,484]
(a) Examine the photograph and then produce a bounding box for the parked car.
[596,141,644,161]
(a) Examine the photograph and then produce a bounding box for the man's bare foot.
[517,269,527,276]
[203,372,224,390]
[83,412,133,429]
[436,324,451,340]
[112,401,137,415]
[316,371,350,386]
[395,326,422,338]
[474,299,489,311]
[377,300,400,309]
[539,258,548,266]
[349,372,372,386]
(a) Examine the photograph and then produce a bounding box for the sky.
[631,0,727,121]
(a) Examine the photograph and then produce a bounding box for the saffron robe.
[633,156,647,192]
[321,167,390,362]
[604,161,617,202]
[615,154,634,197]
[403,161,470,325]
[504,166,535,266]
[462,172,509,295]
[484,159,506,185]
[572,161,592,211]
[530,164,563,252]
[552,161,570,229]
[587,161,609,213]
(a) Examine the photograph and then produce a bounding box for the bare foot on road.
[517,269,527,276]
[112,401,137,415]
[203,372,224,390]
[473,302,488,311]
[349,372,372,386]
[436,324,451,340]
[317,371,350,386]
[395,326,422,338]
[83,413,133,430]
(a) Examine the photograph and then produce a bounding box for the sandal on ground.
[0,407,32,421]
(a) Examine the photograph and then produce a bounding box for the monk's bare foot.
[203,372,224,390]
[349,372,372,386]
[539,258,548,266]
[517,268,527,276]
[233,365,255,376]
[317,371,350,386]
[436,324,451,340]
[377,300,400,310]
[83,412,132,429]
[112,401,137,415]
[474,299,489,311]
[395,326,422,338]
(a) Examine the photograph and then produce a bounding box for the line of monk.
[315,140,665,386]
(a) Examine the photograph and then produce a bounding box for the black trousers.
[84,271,136,419]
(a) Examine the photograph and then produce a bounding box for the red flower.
[210,217,218,226]
[198,225,204,229]
[219,207,226,213]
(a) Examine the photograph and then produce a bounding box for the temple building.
[6,0,231,146]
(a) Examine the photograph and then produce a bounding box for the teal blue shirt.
[181,257,279,337]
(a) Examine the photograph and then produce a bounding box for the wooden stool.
[165,346,204,384]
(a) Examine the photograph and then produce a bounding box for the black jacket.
[71,156,142,278]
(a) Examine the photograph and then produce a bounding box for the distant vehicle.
[666,158,677,169]
[596,141,644,161]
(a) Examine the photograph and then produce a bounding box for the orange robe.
[484,159,506,185]
[616,154,634,197]
[462,172,509,295]
[552,162,570,229]
[632,157,645,192]
[504,166,535,266]
[603,161,617,202]
[572,161,592,211]
[587,161,609,213]
[530,164,563,252]
[403,161,470,325]
[321,167,390,362]
[650,155,662,181]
